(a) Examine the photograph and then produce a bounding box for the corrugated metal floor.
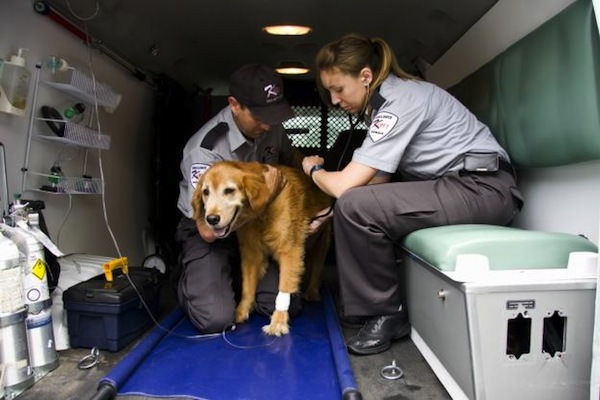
[15,268,451,400]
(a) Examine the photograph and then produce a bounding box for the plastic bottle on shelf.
[61,102,86,123]
[0,48,31,117]
[45,55,69,74]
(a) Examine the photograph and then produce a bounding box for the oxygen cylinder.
[2,212,58,379]
[0,231,34,399]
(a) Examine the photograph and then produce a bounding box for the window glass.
[284,105,367,150]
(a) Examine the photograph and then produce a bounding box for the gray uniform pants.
[176,217,302,333]
[334,170,522,317]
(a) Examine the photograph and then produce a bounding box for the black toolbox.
[63,267,161,352]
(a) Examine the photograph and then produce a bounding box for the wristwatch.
[310,164,324,177]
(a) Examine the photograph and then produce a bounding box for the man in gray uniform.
[176,63,301,333]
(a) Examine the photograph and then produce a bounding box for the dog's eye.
[223,188,235,195]
[202,188,209,196]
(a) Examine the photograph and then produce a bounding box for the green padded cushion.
[450,0,600,167]
[402,224,598,271]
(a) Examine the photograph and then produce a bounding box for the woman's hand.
[302,155,325,176]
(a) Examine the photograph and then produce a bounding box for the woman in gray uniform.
[302,33,523,355]
[176,63,302,333]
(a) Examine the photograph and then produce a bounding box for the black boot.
[346,311,410,355]
[338,315,368,329]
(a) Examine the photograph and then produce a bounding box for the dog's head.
[191,160,284,239]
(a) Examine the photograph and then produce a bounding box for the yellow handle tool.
[103,257,129,281]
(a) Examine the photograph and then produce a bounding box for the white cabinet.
[21,62,120,195]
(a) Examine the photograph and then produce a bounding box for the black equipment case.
[63,267,161,352]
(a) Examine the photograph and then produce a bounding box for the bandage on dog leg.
[275,291,291,311]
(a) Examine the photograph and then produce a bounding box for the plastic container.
[0,49,31,117]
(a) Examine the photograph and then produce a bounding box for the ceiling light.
[275,62,310,75]
[263,25,312,36]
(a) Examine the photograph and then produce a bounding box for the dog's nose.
[206,214,220,226]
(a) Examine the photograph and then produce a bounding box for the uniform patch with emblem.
[369,111,398,142]
[190,163,210,188]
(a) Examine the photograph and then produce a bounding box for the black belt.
[498,159,516,178]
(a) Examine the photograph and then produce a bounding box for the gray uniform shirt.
[353,75,509,180]
[177,106,295,218]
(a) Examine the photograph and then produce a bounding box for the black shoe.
[339,315,368,329]
[346,311,410,355]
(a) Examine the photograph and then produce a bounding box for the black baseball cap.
[229,63,295,125]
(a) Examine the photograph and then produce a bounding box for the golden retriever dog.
[192,160,333,336]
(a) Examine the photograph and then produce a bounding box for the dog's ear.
[191,174,205,221]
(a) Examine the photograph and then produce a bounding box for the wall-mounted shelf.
[21,62,120,196]
[33,119,111,150]
[24,171,103,195]
[41,68,121,112]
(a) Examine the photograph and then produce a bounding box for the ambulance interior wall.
[427,0,600,244]
[0,0,156,264]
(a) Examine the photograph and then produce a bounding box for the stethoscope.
[308,112,364,224]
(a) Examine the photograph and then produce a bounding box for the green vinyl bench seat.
[402,224,598,272]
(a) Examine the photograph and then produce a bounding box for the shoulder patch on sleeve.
[369,111,398,142]
[190,163,210,188]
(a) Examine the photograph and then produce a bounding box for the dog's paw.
[262,322,289,336]
[262,310,289,336]
[235,304,251,323]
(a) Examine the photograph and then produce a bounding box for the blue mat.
[98,289,361,400]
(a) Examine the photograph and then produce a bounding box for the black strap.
[200,122,228,150]
[498,158,516,178]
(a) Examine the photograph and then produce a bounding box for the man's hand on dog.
[196,219,217,243]
[264,164,287,203]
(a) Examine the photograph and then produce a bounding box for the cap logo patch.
[264,84,281,103]
[369,111,398,142]
[190,163,210,188]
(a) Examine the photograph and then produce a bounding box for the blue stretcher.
[92,288,362,400]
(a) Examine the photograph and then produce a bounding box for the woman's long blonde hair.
[315,33,418,105]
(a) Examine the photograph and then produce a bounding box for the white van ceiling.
[40,0,498,94]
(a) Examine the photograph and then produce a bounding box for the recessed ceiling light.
[275,61,310,75]
[263,25,312,36]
